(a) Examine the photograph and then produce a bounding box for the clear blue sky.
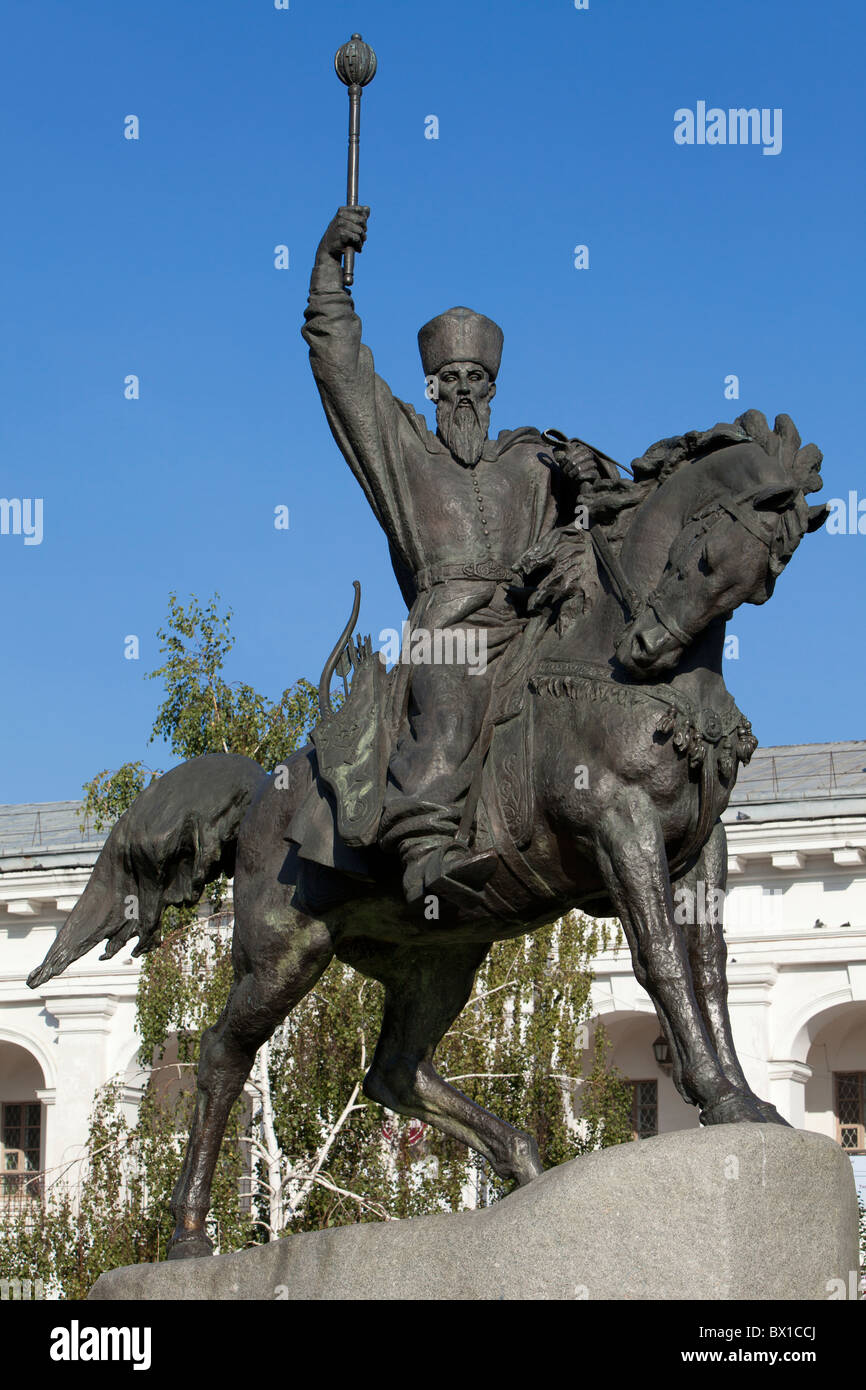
[1,0,863,803]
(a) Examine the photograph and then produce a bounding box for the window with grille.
[1,1102,42,1197]
[631,1080,658,1140]
[835,1073,866,1154]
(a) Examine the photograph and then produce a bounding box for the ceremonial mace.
[334,33,377,290]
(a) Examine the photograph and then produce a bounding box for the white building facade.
[1,742,864,1209]
[0,804,142,1205]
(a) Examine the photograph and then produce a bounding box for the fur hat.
[418,307,504,379]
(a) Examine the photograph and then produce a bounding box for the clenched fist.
[542,429,604,486]
[318,205,370,262]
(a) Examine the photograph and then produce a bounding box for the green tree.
[1,593,634,1297]
[81,592,319,831]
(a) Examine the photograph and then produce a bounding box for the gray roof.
[729,741,866,800]
[725,740,866,821]
[0,801,107,857]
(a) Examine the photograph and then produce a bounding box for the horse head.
[614,411,828,679]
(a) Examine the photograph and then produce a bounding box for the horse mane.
[629,418,751,486]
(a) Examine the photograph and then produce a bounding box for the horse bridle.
[592,486,780,650]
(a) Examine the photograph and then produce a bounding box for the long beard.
[437,398,491,467]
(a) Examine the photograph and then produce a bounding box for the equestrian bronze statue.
[28,43,828,1258]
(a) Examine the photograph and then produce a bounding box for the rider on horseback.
[302,205,614,908]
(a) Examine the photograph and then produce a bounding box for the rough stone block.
[89,1125,859,1301]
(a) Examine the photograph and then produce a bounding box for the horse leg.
[677,819,790,1126]
[167,904,334,1259]
[359,941,544,1186]
[595,791,764,1125]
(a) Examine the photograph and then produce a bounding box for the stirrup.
[424,845,497,909]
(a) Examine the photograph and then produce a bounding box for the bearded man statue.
[300,204,583,908]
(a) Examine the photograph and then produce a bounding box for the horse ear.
[752,484,797,512]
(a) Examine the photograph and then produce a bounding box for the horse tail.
[27,753,268,989]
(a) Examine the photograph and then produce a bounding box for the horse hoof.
[751,1099,792,1127]
[166,1230,214,1261]
[511,1133,545,1186]
[699,1091,765,1126]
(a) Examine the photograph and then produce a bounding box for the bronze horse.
[30,410,827,1259]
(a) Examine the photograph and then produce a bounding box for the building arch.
[777,992,862,1066]
[0,1037,51,1189]
[799,1002,866,1146]
[592,996,655,1020]
[0,1028,56,1093]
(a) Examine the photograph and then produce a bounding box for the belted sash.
[414,560,520,592]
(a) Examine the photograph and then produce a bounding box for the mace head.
[334,33,377,88]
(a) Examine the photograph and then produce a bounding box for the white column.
[767,1061,812,1127]
[34,1086,56,1160]
[38,990,118,1182]
[724,964,778,1099]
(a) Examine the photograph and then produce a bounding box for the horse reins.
[590,486,778,645]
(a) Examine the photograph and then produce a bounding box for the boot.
[405,843,497,911]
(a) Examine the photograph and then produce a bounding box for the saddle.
[286,583,542,892]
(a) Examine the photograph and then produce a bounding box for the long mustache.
[440,398,480,427]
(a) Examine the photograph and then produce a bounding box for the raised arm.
[302,205,418,537]
[302,205,370,378]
